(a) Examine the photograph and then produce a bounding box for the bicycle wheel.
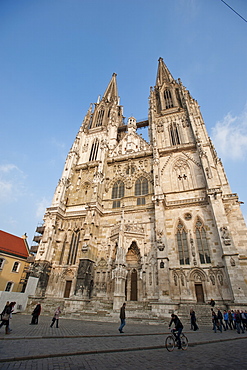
[181,334,188,350]
[165,335,175,352]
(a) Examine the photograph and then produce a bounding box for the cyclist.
[168,313,184,349]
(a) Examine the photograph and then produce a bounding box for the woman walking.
[50,307,61,328]
[0,302,16,334]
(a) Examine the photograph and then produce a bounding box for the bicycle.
[165,330,188,351]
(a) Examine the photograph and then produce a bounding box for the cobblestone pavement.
[0,314,247,369]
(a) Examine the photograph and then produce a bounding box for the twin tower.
[31,58,247,318]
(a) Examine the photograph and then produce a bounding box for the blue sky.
[0,0,247,247]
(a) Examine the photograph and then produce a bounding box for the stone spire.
[102,72,119,104]
[156,57,174,87]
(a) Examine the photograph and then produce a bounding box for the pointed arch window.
[156,91,161,113]
[112,180,125,208]
[135,177,148,196]
[177,222,190,265]
[88,115,93,130]
[89,139,99,161]
[196,220,211,264]
[67,230,80,265]
[164,89,173,109]
[169,123,180,145]
[135,177,148,206]
[96,109,104,127]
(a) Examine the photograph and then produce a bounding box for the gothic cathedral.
[31,58,247,318]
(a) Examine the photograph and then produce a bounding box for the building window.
[89,139,99,161]
[164,89,173,109]
[12,261,19,272]
[112,200,121,209]
[135,177,148,196]
[67,230,80,265]
[87,115,93,129]
[177,221,190,265]
[135,177,148,205]
[5,282,13,292]
[96,109,104,127]
[112,180,125,200]
[137,197,146,205]
[196,220,211,264]
[0,258,5,270]
[156,91,161,113]
[169,123,180,145]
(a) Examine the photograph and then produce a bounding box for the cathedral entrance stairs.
[177,303,227,326]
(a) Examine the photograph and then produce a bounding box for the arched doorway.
[131,269,137,301]
[126,242,141,301]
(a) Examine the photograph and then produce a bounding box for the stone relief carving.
[217,273,223,286]
[220,226,231,245]
[157,122,164,133]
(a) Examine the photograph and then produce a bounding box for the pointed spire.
[156,57,174,87]
[102,73,119,103]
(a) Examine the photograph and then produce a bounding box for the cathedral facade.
[31,58,247,317]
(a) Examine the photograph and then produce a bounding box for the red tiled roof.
[0,230,29,259]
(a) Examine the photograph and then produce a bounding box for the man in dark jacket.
[30,303,41,325]
[118,303,126,333]
[169,314,183,349]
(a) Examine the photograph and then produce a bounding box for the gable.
[110,131,150,157]
[0,230,29,259]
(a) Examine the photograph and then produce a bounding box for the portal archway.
[126,241,141,301]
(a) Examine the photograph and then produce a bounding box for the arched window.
[164,89,173,109]
[177,221,190,265]
[170,123,180,145]
[135,177,148,205]
[67,230,80,265]
[196,220,211,264]
[112,180,125,208]
[12,261,19,272]
[156,91,161,113]
[87,115,93,129]
[89,139,99,161]
[135,177,148,196]
[96,109,104,127]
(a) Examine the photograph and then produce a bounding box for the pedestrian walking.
[30,303,41,325]
[235,310,245,334]
[232,310,236,329]
[223,310,228,330]
[50,307,61,328]
[118,302,126,333]
[228,310,233,329]
[211,308,222,333]
[217,308,225,331]
[0,301,16,334]
[190,308,199,331]
[240,310,247,330]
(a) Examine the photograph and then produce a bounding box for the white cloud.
[0,163,26,202]
[0,180,13,201]
[0,164,19,173]
[211,104,247,160]
[36,197,51,218]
